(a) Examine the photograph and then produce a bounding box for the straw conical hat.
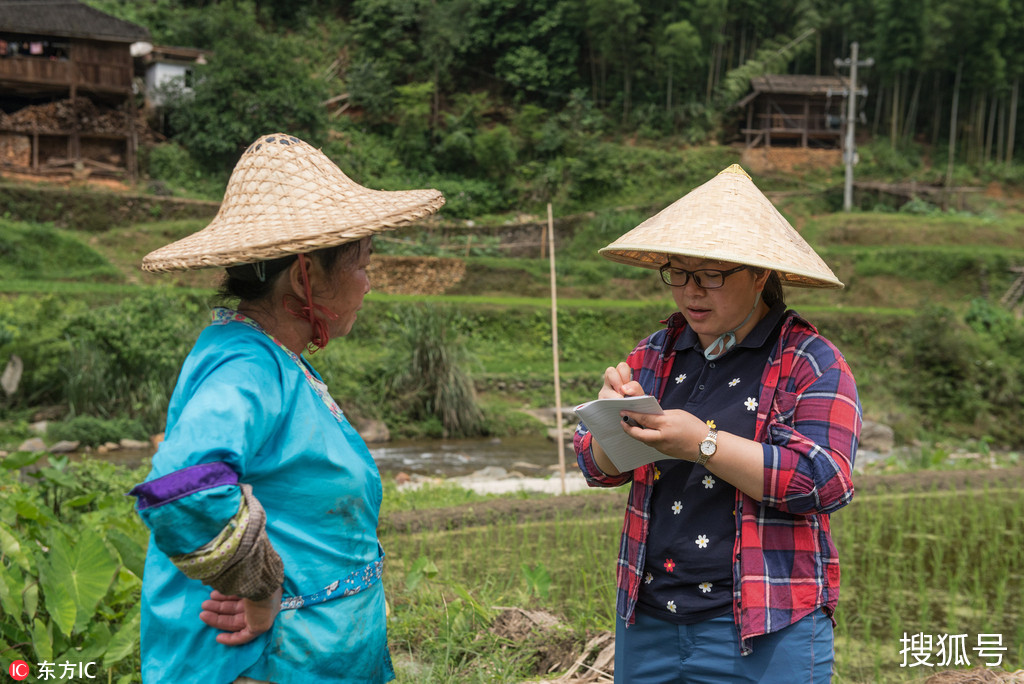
[599,164,842,289]
[142,133,445,272]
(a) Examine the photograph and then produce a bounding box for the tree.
[392,81,436,166]
[869,0,925,144]
[160,3,329,170]
[419,0,480,129]
[484,0,584,102]
[929,0,1011,169]
[584,0,644,121]
[657,20,702,113]
[998,0,1024,163]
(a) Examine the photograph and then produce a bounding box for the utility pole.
[834,42,874,212]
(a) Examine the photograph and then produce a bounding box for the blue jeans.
[615,609,834,683]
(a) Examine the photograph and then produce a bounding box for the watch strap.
[696,427,718,466]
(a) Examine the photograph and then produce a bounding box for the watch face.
[700,440,715,456]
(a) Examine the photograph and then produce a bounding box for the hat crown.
[599,164,842,289]
[718,163,751,180]
[141,133,444,272]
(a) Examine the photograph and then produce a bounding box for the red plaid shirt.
[575,310,860,655]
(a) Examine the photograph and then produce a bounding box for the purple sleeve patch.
[129,461,239,510]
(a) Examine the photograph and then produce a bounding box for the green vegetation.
[0,456,149,684]
[375,306,485,438]
[81,0,1024,210]
[0,221,121,283]
[2,458,1021,682]
[2,201,1024,447]
[2,192,1022,683]
[832,483,1024,681]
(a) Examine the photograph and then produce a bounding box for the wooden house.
[0,0,149,180]
[737,74,850,149]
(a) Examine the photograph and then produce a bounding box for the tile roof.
[0,0,149,43]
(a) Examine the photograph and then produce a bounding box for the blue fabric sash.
[279,543,385,611]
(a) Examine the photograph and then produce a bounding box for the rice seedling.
[380,480,1023,682]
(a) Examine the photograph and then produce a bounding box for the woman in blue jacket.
[129,134,443,683]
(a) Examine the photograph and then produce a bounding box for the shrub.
[143,142,226,200]
[374,305,484,438]
[426,177,510,219]
[59,291,207,432]
[0,295,83,406]
[47,415,148,447]
[896,304,1024,441]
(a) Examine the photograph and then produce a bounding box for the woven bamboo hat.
[141,133,445,272]
[599,164,842,289]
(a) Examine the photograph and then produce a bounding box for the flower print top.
[636,303,786,624]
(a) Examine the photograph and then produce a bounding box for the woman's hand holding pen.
[600,362,644,400]
[587,362,644,476]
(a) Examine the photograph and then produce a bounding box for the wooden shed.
[0,0,149,180]
[737,74,850,149]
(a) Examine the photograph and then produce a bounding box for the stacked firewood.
[367,255,466,295]
[0,97,138,134]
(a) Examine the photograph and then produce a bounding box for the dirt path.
[380,466,1024,534]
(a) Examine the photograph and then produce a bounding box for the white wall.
[145,62,192,105]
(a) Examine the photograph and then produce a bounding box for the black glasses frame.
[659,263,748,289]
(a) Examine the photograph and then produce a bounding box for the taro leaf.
[33,466,76,488]
[0,450,43,470]
[31,617,53,661]
[11,495,43,521]
[38,536,76,637]
[105,528,146,579]
[65,493,99,508]
[103,604,140,668]
[0,564,24,628]
[0,522,31,572]
[405,556,440,591]
[39,527,117,637]
[77,621,112,663]
[23,581,38,622]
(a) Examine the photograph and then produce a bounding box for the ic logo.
[8,660,29,681]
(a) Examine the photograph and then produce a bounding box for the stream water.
[86,434,572,479]
[369,434,571,477]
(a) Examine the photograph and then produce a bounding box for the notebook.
[574,395,666,471]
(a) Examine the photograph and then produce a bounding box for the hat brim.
[598,165,843,289]
[598,244,842,289]
[141,134,445,273]
[142,188,444,272]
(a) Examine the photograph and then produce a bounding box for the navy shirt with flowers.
[636,302,786,624]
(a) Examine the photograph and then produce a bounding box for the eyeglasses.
[659,263,748,289]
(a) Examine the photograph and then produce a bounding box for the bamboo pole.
[548,203,566,495]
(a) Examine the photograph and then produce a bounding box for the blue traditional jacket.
[132,309,391,684]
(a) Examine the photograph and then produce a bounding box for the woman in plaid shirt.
[575,165,860,683]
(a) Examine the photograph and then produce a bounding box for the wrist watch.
[696,427,718,466]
